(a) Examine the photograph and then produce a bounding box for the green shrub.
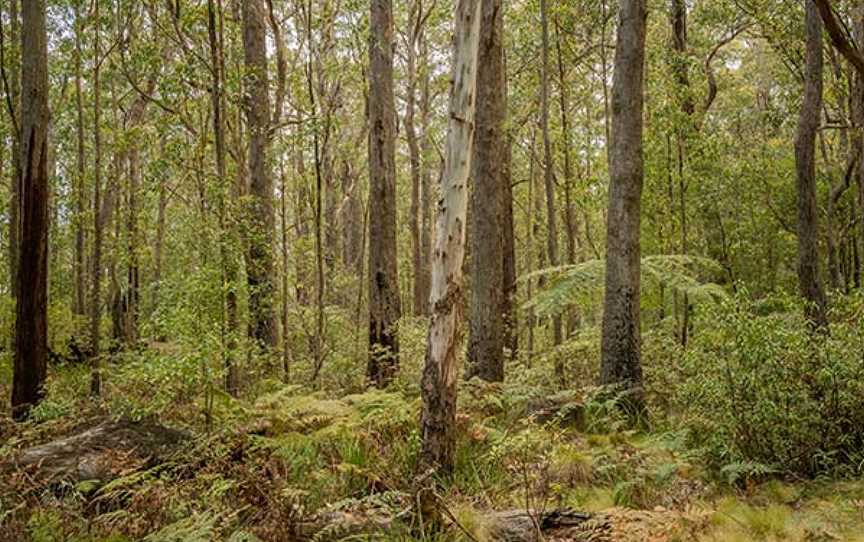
[675,292,864,478]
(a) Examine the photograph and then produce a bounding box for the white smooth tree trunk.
[419,0,482,473]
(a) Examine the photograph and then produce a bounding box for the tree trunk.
[367,0,402,388]
[406,0,429,316]
[466,0,506,383]
[125,148,140,345]
[795,1,829,329]
[671,0,692,347]
[539,0,563,379]
[555,20,577,267]
[6,0,20,301]
[420,0,481,473]
[599,0,647,410]
[242,0,279,350]
[89,0,104,396]
[341,160,363,275]
[73,2,86,321]
[154,165,166,314]
[419,34,434,317]
[208,0,240,395]
[501,53,518,362]
[12,0,49,421]
[294,142,311,306]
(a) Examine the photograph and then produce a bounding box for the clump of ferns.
[521,255,727,321]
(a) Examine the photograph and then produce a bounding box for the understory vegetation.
[3,292,864,541]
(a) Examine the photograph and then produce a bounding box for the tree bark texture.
[466,0,506,383]
[367,0,402,388]
[242,0,279,350]
[420,0,481,473]
[599,0,647,408]
[795,0,829,329]
[12,0,50,420]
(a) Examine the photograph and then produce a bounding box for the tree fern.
[522,255,727,318]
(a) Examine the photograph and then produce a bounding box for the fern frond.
[522,255,727,317]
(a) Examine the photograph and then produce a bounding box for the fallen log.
[6,418,188,486]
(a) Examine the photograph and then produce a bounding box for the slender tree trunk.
[302,11,327,380]
[420,0,481,473]
[501,51,518,362]
[528,129,544,361]
[341,160,363,275]
[242,0,279,350]
[670,0,692,347]
[208,0,240,395]
[125,148,140,345]
[599,0,647,410]
[367,0,402,388]
[154,166,166,315]
[795,1,829,329]
[406,0,429,316]
[312,81,326,381]
[466,0,506,382]
[7,0,20,301]
[90,0,104,396]
[294,141,311,306]
[12,0,49,421]
[599,0,612,161]
[824,43,850,291]
[539,0,563,379]
[555,20,577,266]
[74,2,86,322]
[419,35,434,317]
[280,159,291,380]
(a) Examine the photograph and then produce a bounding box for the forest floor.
[2,349,864,542]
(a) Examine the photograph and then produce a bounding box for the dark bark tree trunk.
[12,0,49,421]
[466,0,506,383]
[367,0,402,388]
[599,0,647,410]
[795,1,829,328]
[420,0,481,474]
[89,0,104,396]
[242,0,279,350]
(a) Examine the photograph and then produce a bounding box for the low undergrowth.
[2,296,864,541]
